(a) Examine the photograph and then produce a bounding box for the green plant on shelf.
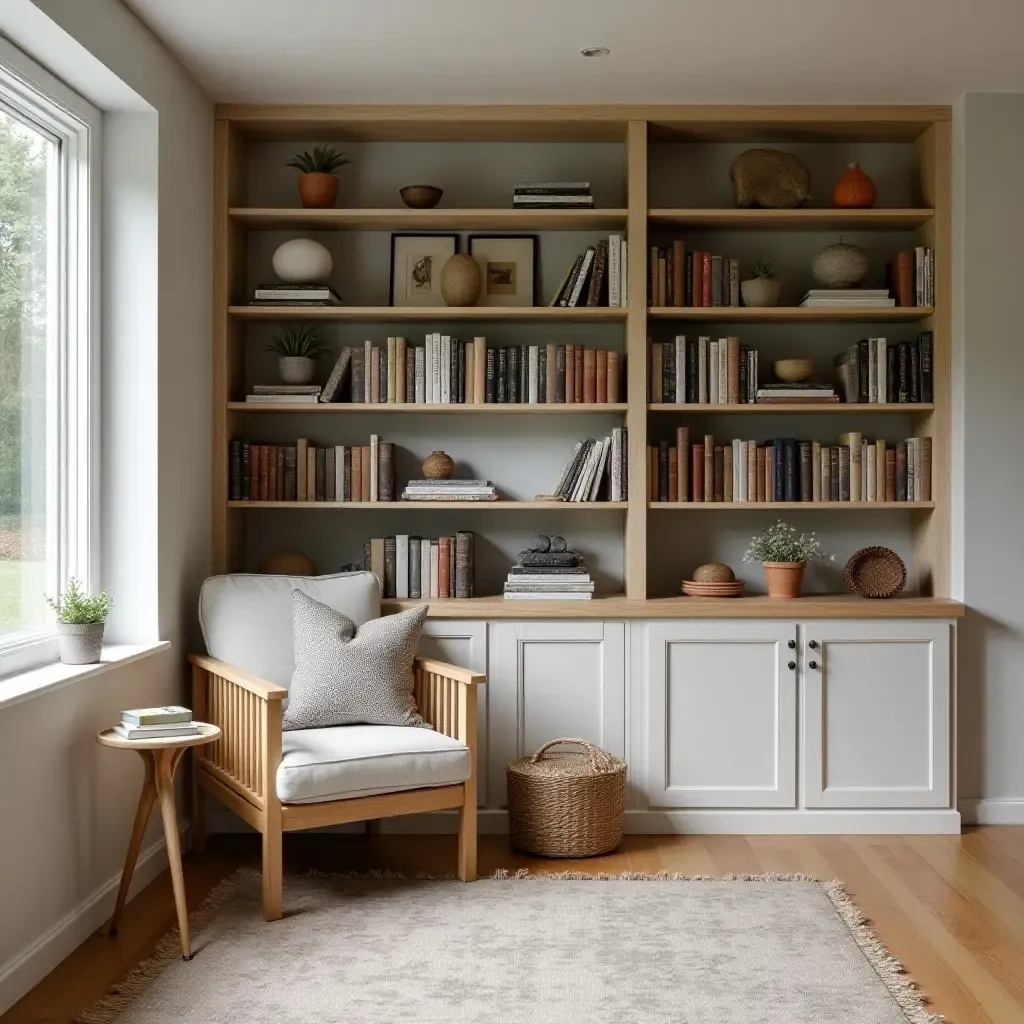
[265,325,329,358]
[45,577,112,624]
[742,521,830,565]
[753,261,775,279]
[285,144,351,174]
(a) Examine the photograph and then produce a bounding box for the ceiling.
[122,0,1024,105]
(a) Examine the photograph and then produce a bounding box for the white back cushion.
[199,571,380,688]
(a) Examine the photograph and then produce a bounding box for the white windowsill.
[0,641,171,712]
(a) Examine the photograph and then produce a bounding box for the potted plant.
[286,144,351,209]
[743,521,829,598]
[46,578,112,665]
[740,261,782,307]
[266,325,328,384]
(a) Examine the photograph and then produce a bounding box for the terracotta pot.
[763,561,806,598]
[422,450,455,479]
[832,162,877,209]
[298,172,339,209]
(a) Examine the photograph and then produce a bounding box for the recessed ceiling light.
[581,47,610,58]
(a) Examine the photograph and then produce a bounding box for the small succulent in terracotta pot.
[743,521,831,598]
[286,144,351,209]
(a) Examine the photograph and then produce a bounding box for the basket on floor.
[506,738,627,858]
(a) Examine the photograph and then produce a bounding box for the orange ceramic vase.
[832,162,877,208]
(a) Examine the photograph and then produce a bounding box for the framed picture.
[390,233,459,307]
[468,235,538,307]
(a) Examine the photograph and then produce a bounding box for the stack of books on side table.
[800,289,894,308]
[400,479,498,502]
[245,384,322,404]
[113,706,198,741]
[504,536,594,601]
[512,181,593,209]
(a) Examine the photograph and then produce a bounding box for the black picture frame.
[468,234,539,307]
[389,233,460,306]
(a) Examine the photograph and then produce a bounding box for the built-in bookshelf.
[212,105,950,605]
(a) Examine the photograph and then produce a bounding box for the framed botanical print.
[468,235,538,307]
[389,234,459,307]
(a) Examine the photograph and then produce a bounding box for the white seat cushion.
[277,725,470,804]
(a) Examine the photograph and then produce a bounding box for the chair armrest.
[414,658,485,688]
[413,658,484,746]
[188,654,288,701]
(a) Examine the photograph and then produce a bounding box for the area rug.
[77,870,940,1024]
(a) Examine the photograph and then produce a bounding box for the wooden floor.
[4,829,1024,1023]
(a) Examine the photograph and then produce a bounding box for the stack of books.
[649,242,740,308]
[649,336,759,405]
[113,706,197,741]
[800,289,895,308]
[513,180,594,209]
[550,235,627,307]
[504,539,594,601]
[363,532,474,599]
[834,332,933,404]
[250,283,342,306]
[550,431,628,502]
[756,383,837,404]
[400,479,497,502]
[245,385,321,404]
[888,248,934,307]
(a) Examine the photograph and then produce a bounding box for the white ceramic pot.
[740,277,782,307]
[272,238,333,284]
[279,356,316,384]
[57,622,104,665]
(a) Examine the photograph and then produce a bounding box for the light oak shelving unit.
[212,104,953,614]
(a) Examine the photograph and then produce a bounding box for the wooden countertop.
[382,594,965,620]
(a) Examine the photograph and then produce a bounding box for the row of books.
[649,337,758,405]
[647,430,932,503]
[834,333,933,404]
[364,533,474,599]
[550,235,628,307]
[648,242,740,308]
[229,437,397,502]
[550,430,628,502]
[113,706,197,741]
[799,288,894,309]
[889,248,935,307]
[513,180,594,209]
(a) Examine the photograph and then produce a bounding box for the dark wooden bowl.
[399,185,443,209]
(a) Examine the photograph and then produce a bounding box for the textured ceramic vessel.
[272,238,333,283]
[692,562,736,583]
[57,622,104,665]
[773,358,813,383]
[298,172,339,209]
[278,356,316,384]
[763,561,806,599]
[422,450,455,479]
[812,241,869,288]
[399,185,443,209]
[260,551,316,575]
[730,148,811,209]
[439,253,482,306]
[740,277,782,307]
[832,163,877,209]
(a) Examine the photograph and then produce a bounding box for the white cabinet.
[487,621,626,805]
[801,620,950,809]
[644,622,797,808]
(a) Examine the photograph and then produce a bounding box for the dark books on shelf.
[833,332,933,405]
[362,532,475,599]
[548,429,628,502]
[648,242,740,308]
[549,235,625,307]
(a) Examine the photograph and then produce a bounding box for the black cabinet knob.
[787,661,796,670]
[787,639,796,649]
[808,660,818,670]
[808,640,819,649]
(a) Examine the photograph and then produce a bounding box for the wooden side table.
[97,723,221,959]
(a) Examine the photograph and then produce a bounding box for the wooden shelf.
[648,403,934,414]
[230,305,627,323]
[381,594,965,620]
[230,402,628,414]
[230,207,628,231]
[647,208,933,231]
[650,501,935,510]
[229,501,628,510]
[647,306,934,323]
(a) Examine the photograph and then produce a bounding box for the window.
[0,40,98,676]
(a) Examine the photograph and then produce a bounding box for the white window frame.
[0,37,100,678]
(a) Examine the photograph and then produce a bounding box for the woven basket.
[843,546,907,599]
[506,738,627,858]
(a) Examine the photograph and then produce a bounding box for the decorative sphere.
[528,535,551,553]
[693,562,736,583]
[422,450,455,479]
[272,238,333,284]
[439,253,482,306]
[549,535,568,553]
[260,551,316,575]
[812,241,869,288]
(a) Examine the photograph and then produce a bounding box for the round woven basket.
[843,546,907,599]
[506,738,627,858]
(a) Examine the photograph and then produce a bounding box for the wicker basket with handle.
[506,738,627,858]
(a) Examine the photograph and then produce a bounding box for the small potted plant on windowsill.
[286,144,351,209]
[740,261,782,308]
[46,578,112,665]
[743,521,830,598]
[266,325,328,385]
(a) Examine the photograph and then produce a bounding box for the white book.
[620,240,628,305]
[571,443,599,502]
[708,341,719,405]
[861,441,869,500]
[429,542,439,598]
[415,345,425,404]
[608,234,622,307]
[113,723,200,740]
[420,540,432,602]
[245,394,319,404]
[588,437,611,501]
[876,338,887,404]
[335,446,345,498]
[369,434,379,502]
[675,336,686,403]
[747,441,758,502]
[364,340,372,403]
[868,338,878,403]
[395,534,409,599]
[567,247,596,307]
[506,574,593,584]
[432,333,441,403]
[697,338,709,403]
[866,447,877,502]
[528,345,539,404]
[441,335,450,403]
[610,429,622,502]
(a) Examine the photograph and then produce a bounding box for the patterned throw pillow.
[283,590,429,731]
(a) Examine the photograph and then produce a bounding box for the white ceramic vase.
[272,238,333,283]
[57,622,104,665]
[279,356,316,384]
[740,277,782,307]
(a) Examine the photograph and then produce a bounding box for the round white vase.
[278,356,316,384]
[272,238,333,284]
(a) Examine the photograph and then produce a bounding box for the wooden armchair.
[190,572,484,921]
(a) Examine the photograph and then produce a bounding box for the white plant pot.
[278,356,316,384]
[740,277,782,307]
[57,622,104,665]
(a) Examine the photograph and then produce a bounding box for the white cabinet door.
[488,621,626,806]
[645,622,797,808]
[802,620,950,809]
[418,620,489,806]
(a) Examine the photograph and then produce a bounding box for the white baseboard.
[0,825,186,1017]
[959,798,1024,825]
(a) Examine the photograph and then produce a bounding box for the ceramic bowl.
[399,185,443,209]
[773,358,813,383]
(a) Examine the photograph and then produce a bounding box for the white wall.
[955,93,1024,820]
[0,0,212,1010]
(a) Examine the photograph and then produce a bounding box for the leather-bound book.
[723,445,733,502]
[747,441,757,502]
[438,537,451,599]
[692,251,704,308]
[891,250,915,307]
[596,350,608,403]
[455,531,474,598]
[565,345,575,404]
[756,446,766,503]
[383,537,397,599]
[378,441,395,502]
[727,337,740,404]
[676,426,690,502]
[473,337,486,404]
[799,441,812,501]
[650,342,663,402]
[545,343,557,403]
[672,240,685,307]
[701,253,712,306]
[315,446,326,501]
[703,434,714,502]
[583,347,597,404]
[607,350,620,403]
[361,445,371,503]
[574,346,584,403]
[351,446,362,502]
[691,443,704,503]
[919,437,932,502]
[658,441,669,502]
[667,447,678,504]
[885,449,896,502]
